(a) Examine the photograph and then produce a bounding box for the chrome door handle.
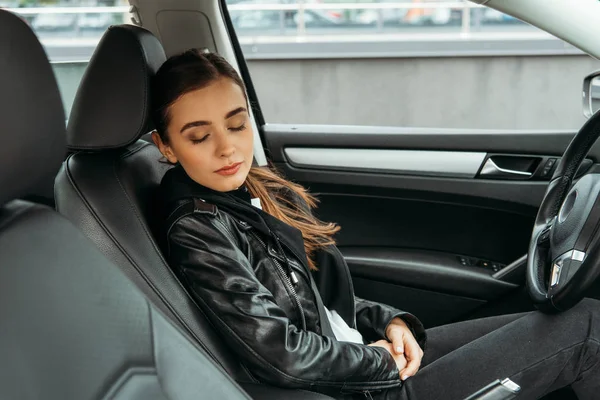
[480,158,532,178]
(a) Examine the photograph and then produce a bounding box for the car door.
[264,126,600,328]
[222,1,600,329]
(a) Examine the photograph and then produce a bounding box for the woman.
[151,49,600,400]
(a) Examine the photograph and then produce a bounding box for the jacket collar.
[161,165,310,269]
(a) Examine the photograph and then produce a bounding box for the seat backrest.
[1,201,252,400]
[0,10,251,400]
[55,25,251,380]
[56,139,252,375]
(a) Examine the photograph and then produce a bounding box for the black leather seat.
[54,25,334,400]
[0,10,252,400]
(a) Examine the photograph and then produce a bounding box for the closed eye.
[191,134,209,144]
[229,123,246,132]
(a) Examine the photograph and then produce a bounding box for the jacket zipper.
[250,231,307,331]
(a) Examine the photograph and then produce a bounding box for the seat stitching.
[61,154,226,369]
[84,143,259,380]
[111,153,180,286]
[109,155,230,366]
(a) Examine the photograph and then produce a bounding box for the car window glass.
[225,0,586,131]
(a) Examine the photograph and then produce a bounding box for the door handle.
[480,158,533,178]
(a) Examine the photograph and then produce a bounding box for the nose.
[216,131,235,158]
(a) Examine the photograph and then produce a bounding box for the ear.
[151,131,178,164]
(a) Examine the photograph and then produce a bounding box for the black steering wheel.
[528,109,600,313]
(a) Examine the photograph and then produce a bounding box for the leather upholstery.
[55,141,249,380]
[66,25,165,150]
[55,25,335,399]
[0,201,251,400]
[0,10,65,206]
[0,11,250,400]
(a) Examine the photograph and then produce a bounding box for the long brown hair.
[151,49,339,270]
[245,166,339,270]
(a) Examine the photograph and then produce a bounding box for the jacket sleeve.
[355,296,427,350]
[167,212,402,393]
[280,186,428,351]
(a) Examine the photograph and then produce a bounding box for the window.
[227,0,536,41]
[2,0,131,117]
[226,0,592,130]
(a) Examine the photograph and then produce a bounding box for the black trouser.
[365,298,600,400]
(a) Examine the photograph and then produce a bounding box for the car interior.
[0,9,251,400]
[2,0,599,398]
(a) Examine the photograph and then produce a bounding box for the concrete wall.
[247,55,600,130]
[53,54,600,130]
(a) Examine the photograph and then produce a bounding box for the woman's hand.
[368,340,407,374]
[385,317,424,381]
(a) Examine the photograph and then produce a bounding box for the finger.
[387,329,404,354]
[400,340,423,380]
[404,335,423,363]
[400,356,421,378]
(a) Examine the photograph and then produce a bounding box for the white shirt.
[324,306,364,344]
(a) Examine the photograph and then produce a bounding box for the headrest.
[0,10,66,206]
[66,25,166,150]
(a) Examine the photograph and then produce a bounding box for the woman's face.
[153,77,254,192]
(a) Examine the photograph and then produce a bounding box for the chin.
[222,181,243,192]
[217,174,247,192]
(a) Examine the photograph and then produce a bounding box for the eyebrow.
[179,107,248,134]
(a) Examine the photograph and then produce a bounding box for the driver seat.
[54,24,334,400]
[0,9,251,400]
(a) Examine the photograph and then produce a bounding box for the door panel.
[354,278,487,328]
[314,192,533,264]
[345,248,521,328]
[343,248,518,300]
[263,124,599,327]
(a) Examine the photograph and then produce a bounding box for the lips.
[215,162,243,176]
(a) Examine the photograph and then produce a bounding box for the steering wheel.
[528,109,600,312]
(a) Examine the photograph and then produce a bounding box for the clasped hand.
[367,317,424,381]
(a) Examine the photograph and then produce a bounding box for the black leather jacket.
[161,169,426,397]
